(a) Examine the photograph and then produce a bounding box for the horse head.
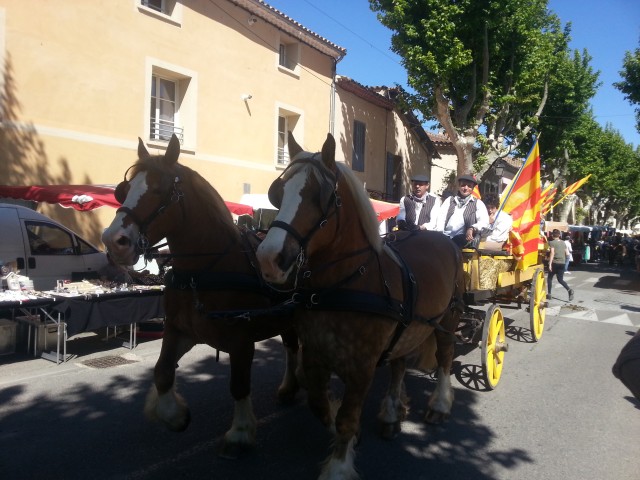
[102,134,186,266]
[257,132,380,286]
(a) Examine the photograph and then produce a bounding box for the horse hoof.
[380,421,401,440]
[218,441,252,460]
[277,386,298,405]
[166,409,191,432]
[424,409,449,424]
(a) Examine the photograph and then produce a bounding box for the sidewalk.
[0,328,164,386]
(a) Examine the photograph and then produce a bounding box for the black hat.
[457,173,478,185]
[410,174,430,183]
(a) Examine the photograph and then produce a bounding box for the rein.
[265,152,460,366]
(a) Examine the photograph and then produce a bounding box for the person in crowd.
[481,192,512,247]
[548,229,574,301]
[564,234,574,274]
[435,173,489,248]
[396,174,441,231]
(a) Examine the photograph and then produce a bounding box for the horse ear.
[164,134,181,166]
[288,131,303,159]
[321,133,336,171]
[137,138,150,159]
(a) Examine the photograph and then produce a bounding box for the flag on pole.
[471,185,481,199]
[550,174,592,210]
[540,186,557,215]
[562,174,592,196]
[499,139,541,269]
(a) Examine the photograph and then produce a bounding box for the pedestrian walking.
[548,229,574,301]
[564,234,573,274]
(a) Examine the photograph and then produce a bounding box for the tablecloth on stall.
[52,290,164,337]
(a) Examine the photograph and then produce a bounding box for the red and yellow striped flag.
[540,186,557,215]
[499,139,541,269]
[471,185,481,199]
[562,174,591,196]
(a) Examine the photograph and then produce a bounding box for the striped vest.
[404,195,436,226]
[444,196,477,229]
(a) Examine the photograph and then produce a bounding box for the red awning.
[0,185,121,211]
[370,199,399,222]
[0,184,254,216]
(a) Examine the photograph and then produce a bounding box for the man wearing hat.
[435,173,489,247]
[396,174,441,231]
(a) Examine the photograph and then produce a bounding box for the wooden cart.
[456,242,548,389]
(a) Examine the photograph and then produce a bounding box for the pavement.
[547,261,640,328]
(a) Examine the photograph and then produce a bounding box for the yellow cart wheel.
[481,304,508,390]
[529,268,547,342]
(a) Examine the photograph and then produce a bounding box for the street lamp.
[494,159,506,177]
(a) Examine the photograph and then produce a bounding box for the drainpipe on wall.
[329,58,337,137]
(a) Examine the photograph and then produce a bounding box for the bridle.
[114,164,186,257]
[268,152,342,255]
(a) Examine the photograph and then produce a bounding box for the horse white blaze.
[101,173,149,265]
[257,170,306,284]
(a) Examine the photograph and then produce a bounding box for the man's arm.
[549,246,555,271]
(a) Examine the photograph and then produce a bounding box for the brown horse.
[102,135,299,457]
[256,133,465,479]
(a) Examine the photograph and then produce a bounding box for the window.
[352,120,366,172]
[145,60,197,149]
[278,38,300,74]
[150,75,181,142]
[137,0,182,26]
[26,222,75,256]
[142,0,163,12]
[276,108,301,166]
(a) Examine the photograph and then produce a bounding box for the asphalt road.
[1,261,638,479]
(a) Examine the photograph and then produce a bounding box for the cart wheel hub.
[495,341,509,354]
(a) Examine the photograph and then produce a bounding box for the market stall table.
[49,287,165,363]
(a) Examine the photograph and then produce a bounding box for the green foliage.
[614,42,640,132]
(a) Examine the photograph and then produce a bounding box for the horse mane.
[132,155,239,237]
[335,162,382,252]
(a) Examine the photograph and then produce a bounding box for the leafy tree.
[535,48,600,193]
[614,41,640,133]
[370,0,568,175]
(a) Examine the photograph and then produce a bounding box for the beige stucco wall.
[0,1,337,244]
[334,86,431,200]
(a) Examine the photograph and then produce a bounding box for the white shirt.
[486,211,513,242]
[397,192,441,230]
[435,195,489,237]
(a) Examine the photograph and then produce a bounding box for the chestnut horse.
[256,133,465,479]
[102,135,299,457]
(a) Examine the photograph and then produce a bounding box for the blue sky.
[265,0,640,148]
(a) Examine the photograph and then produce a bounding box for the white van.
[0,203,108,291]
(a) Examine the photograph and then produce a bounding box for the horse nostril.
[116,236,131,247]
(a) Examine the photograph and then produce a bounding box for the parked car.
[0,203,108,290]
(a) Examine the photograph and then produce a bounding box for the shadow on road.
[0,336,535,479]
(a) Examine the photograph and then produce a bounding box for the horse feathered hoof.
[379,421,402,440]
[276,384,298,405]
[218,440,253,460]
[424,408,449,424]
